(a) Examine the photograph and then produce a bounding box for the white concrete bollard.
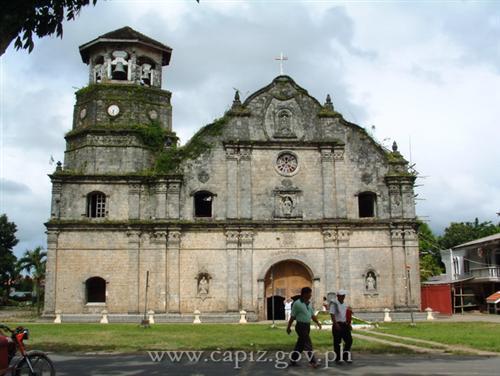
[425,307,435,320]
[193,310,202,324]
[239,310,247,324]
[100,309,109,324]
[148,310,155,324]
[383,308,392,322]
[54,310,62,324]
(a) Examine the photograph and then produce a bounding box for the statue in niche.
[275,109,295,138]
[196,271,211,300]
[199,276,209,295]
[365,271,377,291]
[281,195,295,216]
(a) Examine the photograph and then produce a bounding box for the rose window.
[276,153,298,175]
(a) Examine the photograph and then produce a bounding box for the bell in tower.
[111,51,129,80]
[79,26,172,87]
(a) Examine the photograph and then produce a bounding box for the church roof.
[79,26,172,65]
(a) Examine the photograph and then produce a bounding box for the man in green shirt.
[286,287,322,368]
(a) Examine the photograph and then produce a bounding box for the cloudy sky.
[1,0,499,256]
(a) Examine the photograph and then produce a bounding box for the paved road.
[47,352,500,375]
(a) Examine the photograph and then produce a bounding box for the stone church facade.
[44,27,420,320]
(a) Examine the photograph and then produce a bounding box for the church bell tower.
[63,26,176,174]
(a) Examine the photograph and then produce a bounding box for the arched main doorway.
[264,260,313,320]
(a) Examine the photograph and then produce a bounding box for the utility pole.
[271,264,276,328]
[141,270,150,328]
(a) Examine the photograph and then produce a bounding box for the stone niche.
[273,179,303,219]
[263,97,305,140]
[362,265,380,296]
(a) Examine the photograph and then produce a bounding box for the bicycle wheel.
[14,351,55,376]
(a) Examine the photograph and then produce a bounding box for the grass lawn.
[0,323,409,354]
[374,322,500,352]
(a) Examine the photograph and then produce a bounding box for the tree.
[0,214,19,305]
[17,246,47,315]
[0,0,202,57]
[439,218,500,250]
[0,0,98,56]
[417,221,444,280]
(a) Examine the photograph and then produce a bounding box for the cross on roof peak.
[275,52,288,75]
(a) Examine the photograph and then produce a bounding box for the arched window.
[86,277,106,303]
[358,192,376,218]
[137,56,156,86]
[194,191,214,218]
[87,191,106,218]
[93,56,105,83]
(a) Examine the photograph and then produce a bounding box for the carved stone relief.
[273,179,302,219]
[263,97,304,140]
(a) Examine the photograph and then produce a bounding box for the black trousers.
[291,322,316,364]
[333,322,353,361]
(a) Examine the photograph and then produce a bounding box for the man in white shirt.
[329,289,353,363]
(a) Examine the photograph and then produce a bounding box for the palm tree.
[17,246,47,315]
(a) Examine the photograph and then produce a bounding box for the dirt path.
[354,330,499,356]
[353,333,445,354]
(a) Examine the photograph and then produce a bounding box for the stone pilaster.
[388,184,403,218]
[166,181,180,219]
[139,185,149,219]
[128,183,141,220]
[50,181,62,219]
[337,228,351,296]
[225,229,240,311]
[240,230,254,311]
[239,147,252,219]
[257,279,265,320]
[127,230,141,313]
[404,228,420,308]
[333,146,346,218]
[226,147,239,219]
[155,181,167,220]
[322,227,338,294]
[320,147,335,218]
[43,230,59,314]
[402,184,416,218]
[151,231,167,312]
[166,229,181,313]
[313,278,321,309]
[390,228,407,309]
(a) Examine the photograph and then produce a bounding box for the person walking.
[284,297,293,321]
[322,296,328,311]
[330,289,353,363]
[286,287,322,368]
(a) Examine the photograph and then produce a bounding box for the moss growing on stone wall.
[61,116,227,177]
[65,121,177,148]
[153,116,228,174]
[75,83,170,100]
[131,121,166,149]
[317,108,342,118]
